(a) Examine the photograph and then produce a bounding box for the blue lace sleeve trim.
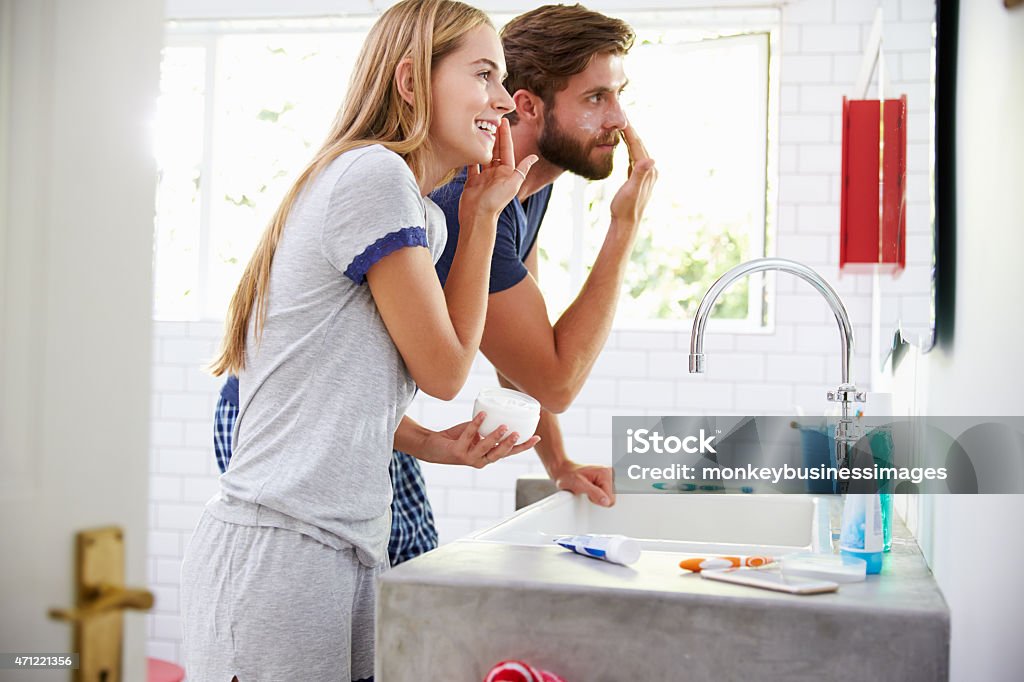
[343,226,428,285]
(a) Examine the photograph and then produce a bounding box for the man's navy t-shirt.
[430,168,553,291]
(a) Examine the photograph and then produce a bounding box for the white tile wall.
[144,0,937,664]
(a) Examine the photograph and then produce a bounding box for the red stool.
[147,657,185,682]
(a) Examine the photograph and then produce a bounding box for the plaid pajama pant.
[213,394,438,566]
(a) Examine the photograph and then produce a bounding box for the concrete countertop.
[377,511,949,681]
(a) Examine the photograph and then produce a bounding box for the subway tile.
[474,459,531,492]
[832,54,865,84]
[150,476,182,502]
[779,116,832,144]
[152,366,186,392]
[901,52,933,83]
[588,408,633,436]
[151,586,179,614]
[734,325,796,353]
[764,353,827,384]
[187,320,223,339]
[777,203,798,234]
[780,55,833,83]
[185,368,222,394]
[420,400,474,431]
[574,379,617,407]
[800,85,850,113]
[883,22,934,52]
[150,420,184,448]
[794,385,833,413]
[836,2,881,23]
[782,0,833,24]
[796,204,840,234]
[780,84,801,114]
[779,145,798,174]
[420,461,474,489]
[160,394,210,421]
[156,504,203,532]
[181,476,219,503]
[183,420,214,450]
[555,407,590,436]
[157,448,209,476]
[799,25,861,54]
[676,381,734,411]
[426,489,446,517]
[776,292,834,324]
[154,558,182,586]
[778,174,831,205]
[734,383,795,413]
[900,0,936,21]
[562,436,611,464]
[592,350,648,378]
[148,531,180,558]
[154,321,188,337]
[435,517,474,545]
[146,640,177,662]
[614,330,675,350]
[618,380,675,407]
[697,353,765,382]
[777,234,830,265]
[795,324,845,354]
[798,144,841,174]
[446,489,501,518]
[647,351,692,379]
[161,338,214,366]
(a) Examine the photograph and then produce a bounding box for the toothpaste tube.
[553,534,641,565]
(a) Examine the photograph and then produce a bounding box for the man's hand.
[552,461,616,507]
[609,124,657,226]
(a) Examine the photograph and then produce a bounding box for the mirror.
[876,0,957,366]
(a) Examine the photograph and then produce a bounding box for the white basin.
[469,491,827,556]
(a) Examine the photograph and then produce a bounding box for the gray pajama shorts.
[181,509,381,681]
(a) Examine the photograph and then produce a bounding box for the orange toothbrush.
[679,556,775,572]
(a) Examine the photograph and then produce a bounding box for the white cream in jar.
[473,387,541,445]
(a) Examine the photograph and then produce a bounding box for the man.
[214,4,656,566]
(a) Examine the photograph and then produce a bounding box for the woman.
[181,1,538,679]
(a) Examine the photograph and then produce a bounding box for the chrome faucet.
[688,258,865,472]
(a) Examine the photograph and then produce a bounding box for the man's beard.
[536,108,618,181]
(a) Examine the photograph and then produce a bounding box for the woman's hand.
[418,412,541,468]
[459,118,538,222]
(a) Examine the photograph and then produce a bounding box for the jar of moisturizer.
[473,387,541,445]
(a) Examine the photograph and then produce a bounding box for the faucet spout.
[689,258,854,384]
[688,258,865,470]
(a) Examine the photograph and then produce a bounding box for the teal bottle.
[869,428,895,552]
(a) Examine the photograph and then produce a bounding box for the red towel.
[484,659,567,682]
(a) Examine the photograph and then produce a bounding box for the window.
[535,23,774,328]
[152,9,777,328]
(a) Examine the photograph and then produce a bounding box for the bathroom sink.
[469,490,827,556]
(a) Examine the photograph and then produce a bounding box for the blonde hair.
[210,0,491,376]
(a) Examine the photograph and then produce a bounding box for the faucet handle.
[827,384,866,403]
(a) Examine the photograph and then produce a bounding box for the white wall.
[893,1,1024,680]
[144,0,938,665]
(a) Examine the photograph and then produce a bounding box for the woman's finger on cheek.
[500,118,514,166]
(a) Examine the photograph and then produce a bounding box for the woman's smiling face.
[429,24,515,168]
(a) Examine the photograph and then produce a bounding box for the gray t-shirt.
[215,144,447,566]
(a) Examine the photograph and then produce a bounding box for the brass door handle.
[49,585,154,623]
